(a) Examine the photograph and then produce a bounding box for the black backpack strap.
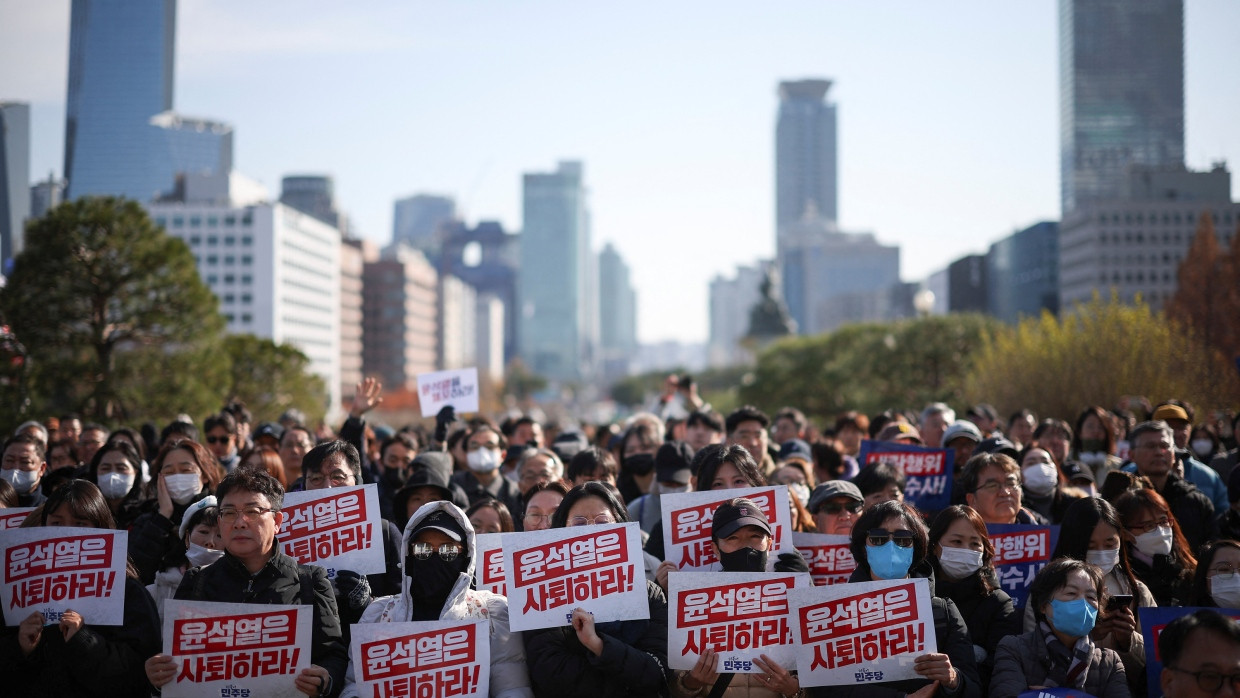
[706,673,735,698]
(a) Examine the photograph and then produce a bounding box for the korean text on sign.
[350,619,490,698]
[857,440,955,513]
[278,485,384,579]
[473,533,506,597]
[660,486,795,571]
[986,524,1060,608]
[502,522,649,632]
[668,571,809,673]
[792,533,855,586]
[0,507,34,530]
[790,578,937,687]
[1,526,127,625]
[416,368,480,417]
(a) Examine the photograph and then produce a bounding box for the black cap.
[552,431,589,461]
[655,441,694,485]
[411,508,466,543]
[711,497,771,540]
[412,451,453,478]
[807,480,864,513]
[1061,460,1096,485]
[254,422,283,443]
[396,468,454,506]
[977,437,1019,460]
[777,439,813,464]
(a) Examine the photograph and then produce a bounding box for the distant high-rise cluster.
[0,102,30,266]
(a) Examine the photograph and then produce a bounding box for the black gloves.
[334,570,372,612]
[434,405,458,444]
[773,551,810,574]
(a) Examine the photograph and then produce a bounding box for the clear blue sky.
[3,1,1238,344]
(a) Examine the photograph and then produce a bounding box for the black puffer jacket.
[1157,472,1217,551]
[524,579,672,697]
[0,576,161,697]
[930,560,1019,689]
[127,491,213,584]
[1127,550,1192,607]
[176,547,348,697]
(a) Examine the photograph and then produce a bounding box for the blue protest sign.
[1139,606,1240,693]
[985,523,1059,608]
[857,440,954,513]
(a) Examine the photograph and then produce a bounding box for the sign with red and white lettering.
[350,619,489,698]
[857,440,954,513]
[790,578,936,687]
[793,533,855,586]
[502,522,647,632]
[417,368,479,417]
[1,526,127,625]
[278,484,384,579]
[0,506,35,530]
[473,533,506,597]
[161,600,311,698]
[660,486,796,571]
[986,524,1059,608]
[668,571,810,673]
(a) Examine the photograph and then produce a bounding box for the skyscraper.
[64,0,231,200]
[392,194,455,252]
[598,243,637,381]
[518,161,596,383]
[776,79,838,233]
[0,102,30,266]
[281,175,341,228]
[1059,0,1184,214]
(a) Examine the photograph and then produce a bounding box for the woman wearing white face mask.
[1019,447,1086,524]
[127,438,222,586]
[1113,488,1197,608]
[928,505,1019,689]
[145,496,222,620]
[88,440,148,530]
[1190,540,1240,609]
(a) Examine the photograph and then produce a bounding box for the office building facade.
[708,264,764,368]
[776,79,838,232]
[0,102,30,266]
[987,221,1060,323]
[282,175,342,229]
[598,243,638,381]
[392,194,455,252]
[362,247,439,391]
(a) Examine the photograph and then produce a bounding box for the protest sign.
[667,571,810,673]
[1018,690,1098,698]
[1,526,127,625]
[502,521,647,632]
[986,523,1059,608]
[1139,606,1240,692]
[857,440,954,513]
[278,484,384,579]
[473,533,507,597]
[417,367,479,417]
[790,577,936,687]
[660,486,796,571]
[0,506,35,530]
[793,532,855,586]
[351,619,490,698]
[162,600,312,698]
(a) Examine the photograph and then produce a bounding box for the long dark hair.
[1073,406,1115,456]
[1190,540,1240,607]
[41,480,140,579]
[88,440,145,500]
[928,505,997,593]
[692,444,766,492]
[1052,497,1140,601]
[551,482,630,528]
[849,500,929,577]
[1113,488,1197,575]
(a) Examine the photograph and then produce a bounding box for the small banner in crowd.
[857,440,954,513]
[793,533,856,586]
[1139,606,1240,692]
[985,524,1059,608]
[790,577,937,687]
[660,486,796,571]
[473,533,506,597]
[1018,690,1098,698]
[161,600,311,698]
[277,484,384,580]
[417,367,480,417]
[0,506,34,530]
[1,526,127,625]
[350,619,490,698]
[502,521,647,632]
[667,571,810,673]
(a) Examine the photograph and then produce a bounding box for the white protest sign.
[660,486,796,571]
[668,571,810,673]
[417,367,480,418]
[790,577,936,687]
[350,619,490,698]
[0,506,35,530]
[1,526,128,625]
[278,484,385,579]
[162,600,311,698]
[792,532,856,586]
[473,533,507,597]
[502,521,648,632]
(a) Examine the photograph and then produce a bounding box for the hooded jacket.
[341,500,534,698]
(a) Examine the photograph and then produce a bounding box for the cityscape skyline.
[3,1,1238,344]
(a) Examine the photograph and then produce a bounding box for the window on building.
[224,236,236,245]
[241,293,252,304]
[206,274,218,284]
[224,313,234,322]
[190,216,202,227]
[242,255,253,265]
[207,236,218,246]
[241,313,252,324]
[189,235,201,246]
[241,235,253,246]
[224,274,235,284]
[173,217,184,227]
[155,217,167,228]
[223,294,235,304]
[206,255,218,265]
[224,255,235,265]
[241,275,252,285]
[207,216,218,227]
[241,211,253,225]
[225,215,237,226]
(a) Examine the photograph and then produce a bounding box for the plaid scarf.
[1039,620,1095,689]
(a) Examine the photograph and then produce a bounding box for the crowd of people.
[2,377,1240,697]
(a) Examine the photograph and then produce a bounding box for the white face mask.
[1191,439,1214,458]
[0,467,40,494]
[787,482,811,507]
[937,546,984,581]
[1086,547,1121,575]
[98,472,135,500]
[1211,573,1240,609]
[1133,525,1174,557]
[466,448,501,473]
[657,482,689,496]
[185,542,224,568]
[1078,451,1106,466]
[165,473,203,505]
[1022,463,1058,497]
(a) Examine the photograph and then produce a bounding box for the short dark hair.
[301,440,362,484]
[161,419,198,446]
[466,498,515,533]
[1072,406,1115,456]
[183,503,220,542]
[80,422,109,437]
[692,443,765,491]
[105,427,147,460]
[3,432,46,460]
[687,411,724,433]
[775,408,807,430]
[217,467,285,511]
[551,481,630,528]
[958,452,1020,494]
[1028,557,1105,624]
[850,500,928,576]
[41,479,115,529]
[204,411,237,436]
[1159,609,1240,669]
[852,462,906,497]
[223,400,252,426]
[835,411,869,434]
[380,432,419,462]
[726,405,770,434]
[1032,418,1073,445]
[566,446,617,482]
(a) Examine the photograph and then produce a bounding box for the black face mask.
[718,546,768,572]
[382,468,409,488]
[407,553,468,601]
[624,454,655,476]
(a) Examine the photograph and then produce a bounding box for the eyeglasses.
[1210,564,1240,576]
[1166,666,1240,692]
[1127,516,1171,534]
[524,512,555,524]
[2,459,39,469]
[206,436,232,445]
[974,477,1021,495]
[305,471,352,487]
[569,514,615,527]
[219,506,276,524]
[867,529,916,548]
[818,501,863,516]
[410,542,463,561]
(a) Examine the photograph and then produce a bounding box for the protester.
[1,433,49,508]
[566,446,619,489]
[684,410,724,454]
[1125,420,1220,549]
[921,403,957,449]
[628,440,694,533]
[771,439,815,506]
[88,440,148,530]
[128,438,222,584]
[467,497,514,534]
[1007,409,1037,450]
[990,558,1130,697]
[960,453,1046,525]
[1019,446,1086,524]
[239,443,288,488]
[1158,609,1240,698]
[1189,540,1240,608]
[515,447,564,497]
[146,496,221,619]
[1031,419,1073,469]
[943,421,984,484]
[807,479,864,536]
[725,405,774,477]
[1113,487,1197,607]
[617,415,665,503]
[1073,406,1125,482]
[0,476,17,507]
[852,461,905,510]
[452,423,522,515]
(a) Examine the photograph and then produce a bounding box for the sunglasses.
[206,436,232,445]
[818,501,863,516]
[410,542,463,561]
[866,529,916,548]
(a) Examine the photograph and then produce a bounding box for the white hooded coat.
[341,500,534,698]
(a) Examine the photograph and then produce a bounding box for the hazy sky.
[3,1,1238,344]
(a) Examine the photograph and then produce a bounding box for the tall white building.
[439,274,477,370]
[708,264,765,368]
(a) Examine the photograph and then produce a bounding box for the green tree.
[0,197,225,422]
[223,334,328,424]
